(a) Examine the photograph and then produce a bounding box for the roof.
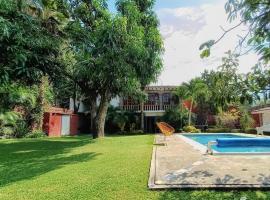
[145,85,178,92]
[45,107,74,114]
[251,104,270,114]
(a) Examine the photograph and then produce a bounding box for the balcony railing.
[120,104,174,111]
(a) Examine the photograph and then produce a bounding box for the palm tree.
[176,78,210,126]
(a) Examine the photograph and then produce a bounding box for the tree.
[0,0,66,84]
[0,0,67,133]
[68,0,163,138]
[200,0,270,62]
[116,0,163,132]
[246,64,270,104]
[176,78,210,126]
[201,51,246,112]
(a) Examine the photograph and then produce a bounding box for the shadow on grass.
[0,137,98,187]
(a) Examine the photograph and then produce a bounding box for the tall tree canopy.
[0,0,163,138]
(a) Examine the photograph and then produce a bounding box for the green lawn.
[0,135,269,200]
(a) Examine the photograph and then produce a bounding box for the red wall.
[49,113,62,137]
[252,113,261,127]
[43,112,79,137]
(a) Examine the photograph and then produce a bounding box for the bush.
[239,111,255,131]
[161,107,188,131]
[0,126,14,138]
[216,111,239,129]
[206,128,231,133]
[106,106,140,134]
[14,120,30,138]
[245,128,257,134]
[25,130,46,138]
[112,111,128,132]
[183,125,200,133]
[231,129,242,133]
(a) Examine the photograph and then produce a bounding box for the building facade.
[69,85,178,133]
[119,86,178,132]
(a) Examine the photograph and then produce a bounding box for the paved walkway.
[148,134,270,189]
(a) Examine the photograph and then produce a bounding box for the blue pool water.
[183,133,270,153]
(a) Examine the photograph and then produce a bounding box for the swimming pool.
[182,133,270,153]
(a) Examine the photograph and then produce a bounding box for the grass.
[0,134,270,200]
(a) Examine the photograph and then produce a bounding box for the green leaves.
[199,40,215,58]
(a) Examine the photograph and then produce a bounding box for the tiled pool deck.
[148,134,270,189]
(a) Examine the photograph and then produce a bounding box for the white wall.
[69,97,120,113]
[110,96,120,107]
[263,111,270,125]
[69,98,89,113]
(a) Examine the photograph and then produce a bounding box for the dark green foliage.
[246,64,270,103]
[0,0,63,84]
[161,107,188,131]
[106,106,140,133]
[25,130,46,138]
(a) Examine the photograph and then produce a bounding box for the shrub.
[231,129,242,133]
[25,130,46,138]
[245,128,257,135]
[239,111,255,131]
[161,107,188,131]
[183,125,200,133]
[112,111,128,132]
[14,120,30,138]
[0,126,14,138]
[215,111,238,129]
[206,128,231,133]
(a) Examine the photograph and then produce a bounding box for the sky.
[108,0,260,85]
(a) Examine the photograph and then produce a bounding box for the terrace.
[149,134,270,189]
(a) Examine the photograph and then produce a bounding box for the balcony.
[121,91,177,112]
[120,104,174,112]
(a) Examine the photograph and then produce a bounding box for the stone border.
[148,145,157,189]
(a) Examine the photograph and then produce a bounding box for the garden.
[1,135,269,200]
[1,0,270,199]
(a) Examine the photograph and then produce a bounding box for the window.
[162,93,171,105]
[147,93,159,105]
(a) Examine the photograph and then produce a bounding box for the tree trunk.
[90,97,97,136]
[140,101,144,131]
[95,91,110,138]
[72,83,80,114]
[188,98,193,126]
[34,76,48,131]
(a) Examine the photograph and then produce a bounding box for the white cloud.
[155,1,259,85]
